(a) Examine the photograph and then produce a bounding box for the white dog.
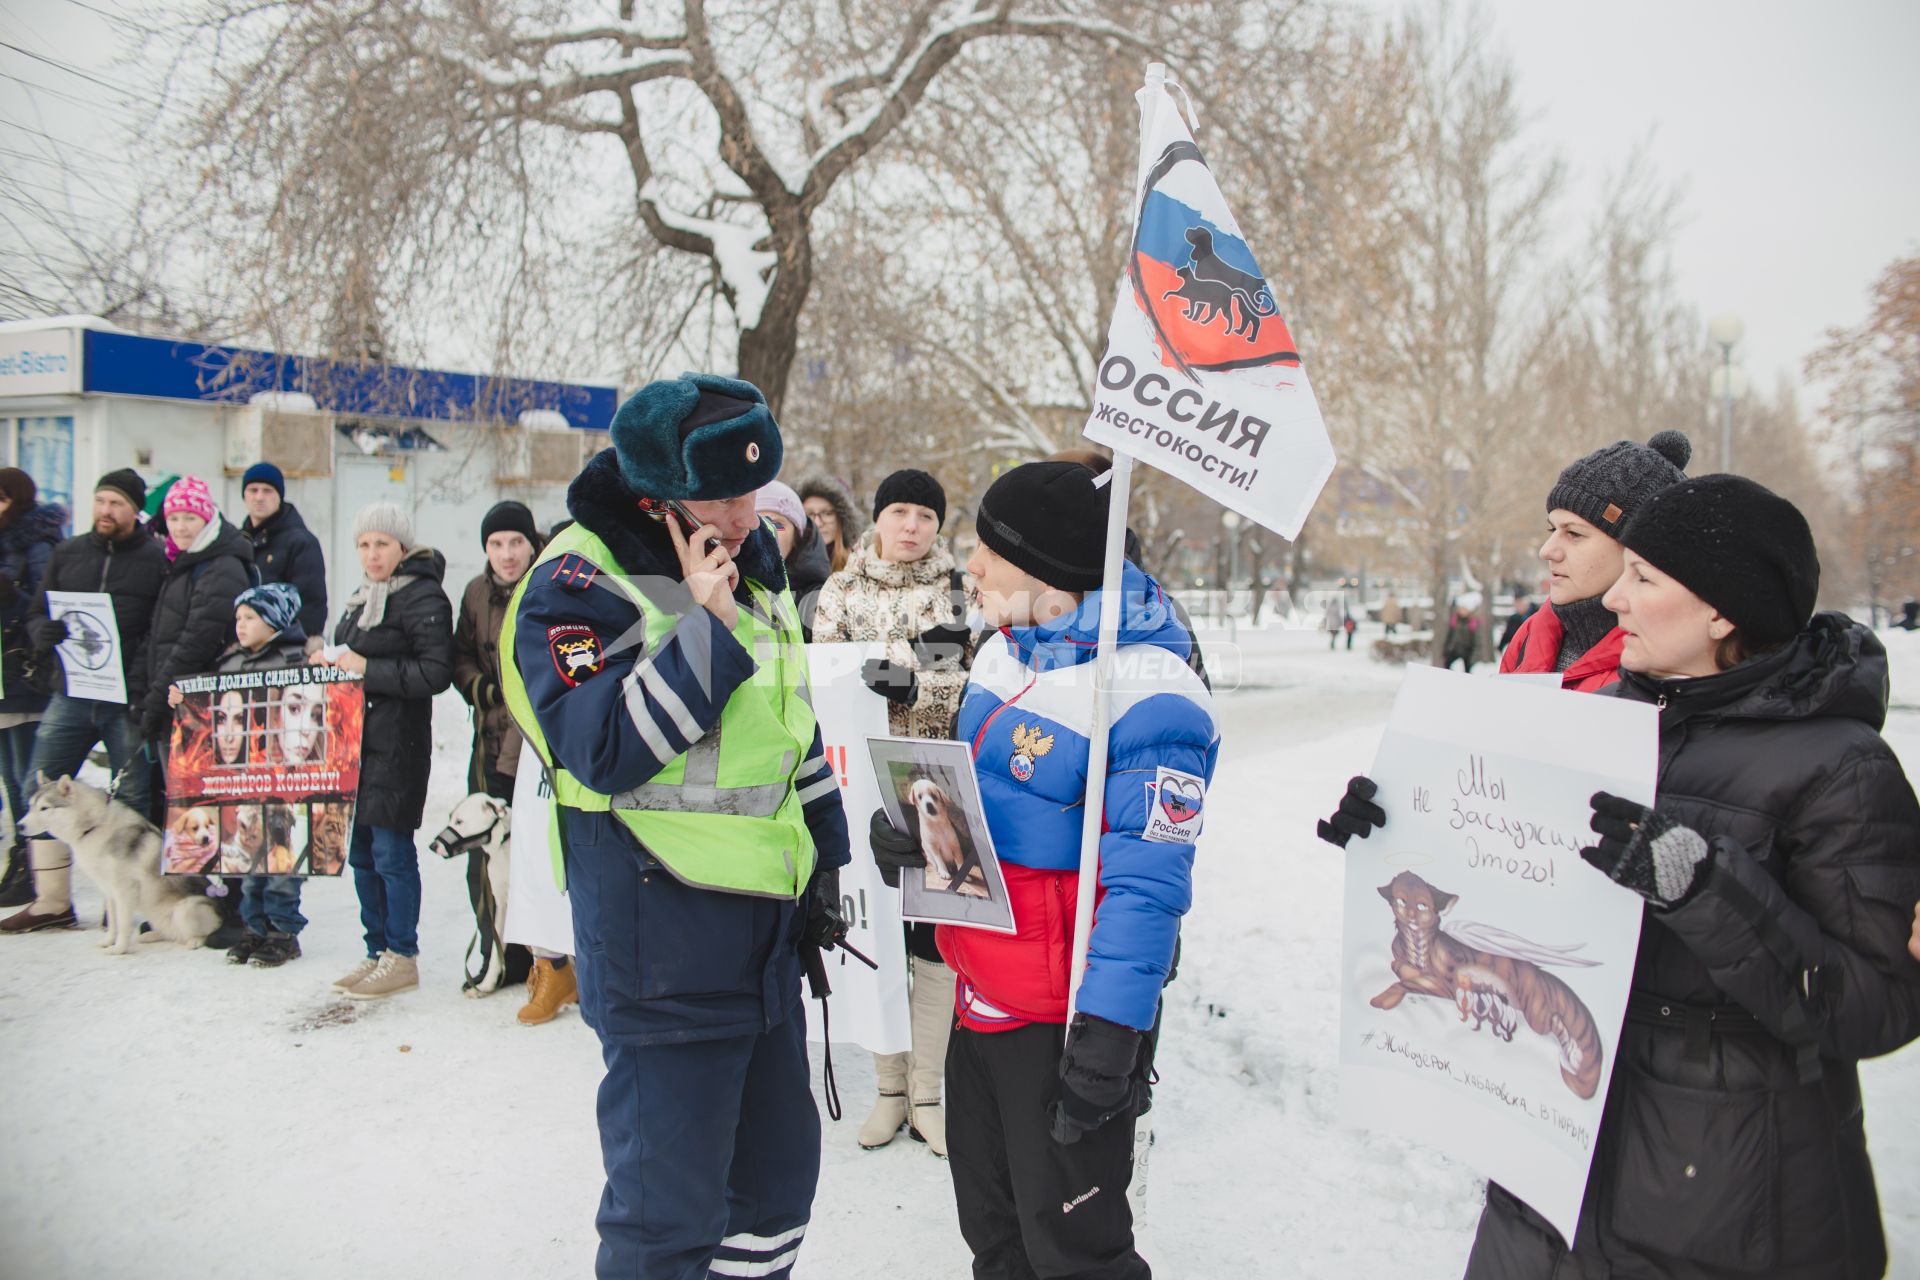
[429,793,513,995]
[21,774,219,953]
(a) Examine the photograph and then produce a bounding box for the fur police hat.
[609,372,783,502]
[1620,474,1820,646]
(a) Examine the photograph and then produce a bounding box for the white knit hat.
[351,501,415,550]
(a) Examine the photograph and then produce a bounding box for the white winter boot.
[907,958,957,1158]
[858,1052,910,1149]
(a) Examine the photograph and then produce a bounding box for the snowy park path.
[2,625,1915,1278]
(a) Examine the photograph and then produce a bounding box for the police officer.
[502,372,849,1280]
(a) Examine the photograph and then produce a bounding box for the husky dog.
[22,774,219,953]
[430,793,514,995]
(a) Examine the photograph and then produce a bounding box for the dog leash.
[102,760,136,803]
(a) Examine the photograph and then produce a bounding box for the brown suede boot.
[517,956,578,1025]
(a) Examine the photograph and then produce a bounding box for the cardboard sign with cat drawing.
[1339,665,1657,1245]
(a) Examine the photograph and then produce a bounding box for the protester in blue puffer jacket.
[875,461,1219,1278]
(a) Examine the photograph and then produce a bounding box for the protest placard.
[868,735,1015,935]
[804,643,910,1056]
[161,665,363,876]
[1339,665,1656,1243]
[46,590,126,704]
[505,746,575,956]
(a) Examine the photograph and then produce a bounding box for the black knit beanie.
[1547,430,1692,539]
[96,468,147,512]
[1619,474,1820,646]
[872,469,947,527]
[479,499,539,547]
[975,461,1109,592]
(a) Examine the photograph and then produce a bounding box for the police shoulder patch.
[548,624,605,687]
[547,553,599,590]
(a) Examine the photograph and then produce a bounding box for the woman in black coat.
[143,476,255,743]
[315,501,452,999]
[1461,475,1920,1279]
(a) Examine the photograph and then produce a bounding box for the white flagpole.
[1064,63,1168,1034]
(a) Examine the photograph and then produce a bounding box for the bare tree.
[1807,255,1920,613]
[1337,6,1568,661]
[176,0,1149,412]
[794,3,1413,588]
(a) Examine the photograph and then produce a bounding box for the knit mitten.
[1580,791,1711,907]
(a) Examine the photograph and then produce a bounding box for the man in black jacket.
[2,470,167,933]
[237,462,328,640]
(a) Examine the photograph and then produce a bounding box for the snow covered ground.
[2,622,1916,1278]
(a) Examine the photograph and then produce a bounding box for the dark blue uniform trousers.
[592,1004,819,1278]
[565,817,820,1279]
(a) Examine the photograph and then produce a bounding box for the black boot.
[249,932,302,967]
[0,846,32,908]
[226,931,268,964]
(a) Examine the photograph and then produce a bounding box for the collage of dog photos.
[161,667,364,877]
[865,736,1015,934]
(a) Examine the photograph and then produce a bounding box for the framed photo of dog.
[161,666,364,877]
[865,735,1015,934]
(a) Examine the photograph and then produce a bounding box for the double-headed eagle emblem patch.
[1009,722,1054,784]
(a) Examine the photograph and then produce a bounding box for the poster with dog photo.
[866,736,1015,934]
[162,666,364,876]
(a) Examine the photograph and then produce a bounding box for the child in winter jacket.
[171,582,312,967]
[873,461,1219,1276]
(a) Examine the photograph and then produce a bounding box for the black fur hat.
[1620,474,1820,645]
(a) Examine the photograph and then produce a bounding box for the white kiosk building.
[0,315,617,616]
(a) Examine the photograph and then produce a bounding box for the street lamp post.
[1221,510,1242,619]
[1708,313,1744,472]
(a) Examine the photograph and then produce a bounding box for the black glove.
[862,657,919,706]
[802,865,851,952]
[1317,776,1386,848]
[1049,1013,1143,1145]
[26,612,69,652]
[141,706,172,747]
[1580,791,1711,908]
[911,621,971,669]
[868,808,922,888]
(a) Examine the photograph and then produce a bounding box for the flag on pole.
[1082,80,1335,539]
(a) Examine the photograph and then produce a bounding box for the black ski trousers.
[946,1021,1148,1280]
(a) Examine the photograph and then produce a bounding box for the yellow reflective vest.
[500,522,819,899]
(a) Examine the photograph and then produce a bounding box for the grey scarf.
[343,571,417,630]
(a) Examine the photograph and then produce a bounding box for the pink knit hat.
[755,480,806,531]
[162,474,216,524]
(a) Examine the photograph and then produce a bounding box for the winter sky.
[3,0,1917,405]
[1412,0,1920,401]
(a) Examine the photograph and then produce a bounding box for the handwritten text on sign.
[1338,666,1656,1247]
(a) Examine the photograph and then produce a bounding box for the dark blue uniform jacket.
[514,449,849,1045]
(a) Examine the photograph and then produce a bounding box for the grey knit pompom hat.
[1546,430,1692,538]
